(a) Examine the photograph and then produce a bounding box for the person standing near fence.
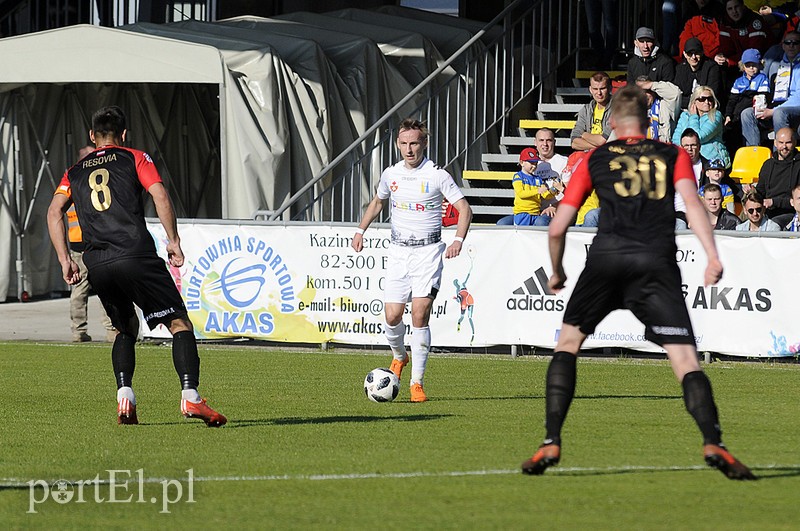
[351,118,472,402]
[520,85,756,480]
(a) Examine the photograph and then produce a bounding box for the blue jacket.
[672,110,730,167]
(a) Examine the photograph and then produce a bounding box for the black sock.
[172,330,200,390]
[544,351,577,445]
[682,370,722,445]
[111,332,136,389]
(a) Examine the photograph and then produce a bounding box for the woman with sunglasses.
[672,86,730,167]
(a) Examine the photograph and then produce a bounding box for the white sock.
[410,326,431,386]
[181,389,201,403]
[385,321,407,360]
[117,386,136,406]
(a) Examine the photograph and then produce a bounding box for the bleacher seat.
[729,146,771,184]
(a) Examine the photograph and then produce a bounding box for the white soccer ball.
[364,368,400,402]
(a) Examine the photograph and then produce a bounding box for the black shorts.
[562,251,695,346]
[88,255,188,331]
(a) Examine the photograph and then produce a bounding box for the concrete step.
[471,205,513,215]
[537,103,583,115]
[460,188,514,198]
[501,136,571,147]
[556,87,590,97]
[481,153,520,164]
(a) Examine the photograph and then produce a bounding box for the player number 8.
[88,168,112,211]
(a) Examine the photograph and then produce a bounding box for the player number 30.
[88,168,112,211]
[610,155,667,199]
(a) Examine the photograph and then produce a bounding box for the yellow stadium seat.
[729,146,771,184]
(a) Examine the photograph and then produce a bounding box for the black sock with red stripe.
[544,351,577,446]
[111,332,136,389]
[682,370,722,446]
[172,330,200,390]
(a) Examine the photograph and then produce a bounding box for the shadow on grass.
[550,465,800,480]
[576,394,682,400]
[228,413,455,428]
[437,394,681,402]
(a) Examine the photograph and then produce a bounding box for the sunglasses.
[696,96,714,103]
[747,207,764,214]
[784,40,800,45]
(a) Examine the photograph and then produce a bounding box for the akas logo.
[507,267,564,312]
[184,235,297,337]
[209,258,267,308]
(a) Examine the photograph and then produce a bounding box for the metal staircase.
[268,0,586,223]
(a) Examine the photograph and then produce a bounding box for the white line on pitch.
[1,463,795,488]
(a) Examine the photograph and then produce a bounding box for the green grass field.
[1,341,798,529]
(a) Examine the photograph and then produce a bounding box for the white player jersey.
[377,158,464,246]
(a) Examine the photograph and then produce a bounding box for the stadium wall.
[142,220,800,358]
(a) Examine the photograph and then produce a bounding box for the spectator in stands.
[635,76,683,141]
[717,0,770,69]
[683,0,726,22]
[666,0,725,57]
[679,2,726,66]
[751,30,800,140]
[754,126,800,226]
[535,128,569,220]
[535,128,568,174]
[510,147,554,226]
[676,128,701,228]
[736,188,782,230]
[627,27,676,84]
[673,86,730,167]
[724,48,770,148]
[699,158,740,212]
[763,29,800,75]
[784,182,800,230]
[571,72,612,151]
[699,182,742,228]
[584,0,619,69]
[680,128,709,183]
[675,37,725,110]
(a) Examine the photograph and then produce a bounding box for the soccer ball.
[364,368,400,402]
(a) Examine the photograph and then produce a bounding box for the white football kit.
[377,158,464,302]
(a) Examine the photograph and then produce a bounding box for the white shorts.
[384,241,445,303]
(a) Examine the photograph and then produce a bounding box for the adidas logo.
[507,267,564,312]
[512,267,554,297]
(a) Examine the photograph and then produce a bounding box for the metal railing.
[271,0,584,223]
[0,0,215,36]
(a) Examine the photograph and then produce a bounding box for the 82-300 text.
[319,254,386,270]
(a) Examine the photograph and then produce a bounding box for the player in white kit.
[352,118,472,402]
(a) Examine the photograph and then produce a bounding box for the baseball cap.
[519,147,541,163]
[533,161,557,180]
[684,37,704,55]
[635,27,656,41]
[741,48,761,64]
[707,159,725,170]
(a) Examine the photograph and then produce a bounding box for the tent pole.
[12,116,23,301]
[219,82,227,219]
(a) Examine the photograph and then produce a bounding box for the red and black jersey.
[55,145,162,269]
[563,137,694,256]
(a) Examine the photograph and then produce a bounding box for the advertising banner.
[145,223,800,358]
